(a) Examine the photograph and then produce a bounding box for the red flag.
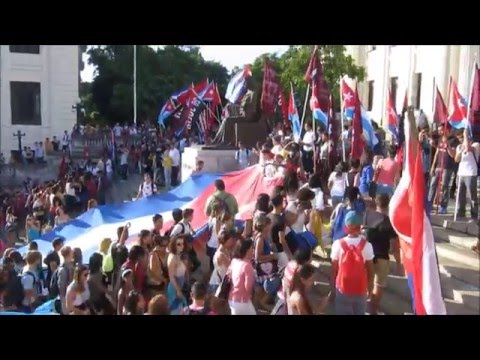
[433,86,448,125]
[305,46,330,117]
[390,110,446,315]
[261,58,280,115]
[194,80,208,96]
[350,86,364,159]
[278,88,289,128]
[468,63,480,126]
[211,83,222,109]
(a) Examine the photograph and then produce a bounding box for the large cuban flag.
[341,77,379,149]
[17,166,282,262]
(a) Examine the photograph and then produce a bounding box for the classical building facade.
[0,45,79,156]
[346,45,480,127]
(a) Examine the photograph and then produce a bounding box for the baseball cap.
[344,211,362,226]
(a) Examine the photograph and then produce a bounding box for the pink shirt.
[376,158,399,186]
[228,258,255,303]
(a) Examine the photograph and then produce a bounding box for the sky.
[80,45,289,82]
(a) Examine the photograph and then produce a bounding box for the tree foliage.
[250,45,365,111]
[81,45,229,125]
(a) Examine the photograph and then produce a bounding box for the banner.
[261,59,280,115]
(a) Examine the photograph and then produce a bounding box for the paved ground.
[305,227,479,315]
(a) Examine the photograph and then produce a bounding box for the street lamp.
[72,98,85,126]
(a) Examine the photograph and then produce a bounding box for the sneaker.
[438,207,447,214]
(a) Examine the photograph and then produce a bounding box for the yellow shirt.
[163,155,172,168]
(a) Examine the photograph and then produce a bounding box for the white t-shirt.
[61,134,70,146]
[21,268,39,307]
[330,236,374,263]
[302,130,315,152]
[65,182,76,196]
[35,145,44,158]
[271,144,282,155]
[456,144,479,177]
[312,188,325,211]
[207,218,218,249]
[105,159,113,173]
[170,221,193,237]
[120,151,128,165]
[139,182,157,198]
[169,148,181,167]
[113,125,123,137]
[320,141,330,160]
[328,172,347,197]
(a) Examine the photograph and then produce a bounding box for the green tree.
[252,45,365,111]
[82,45,229,125]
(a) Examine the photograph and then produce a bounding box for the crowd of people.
[1,110,479,315]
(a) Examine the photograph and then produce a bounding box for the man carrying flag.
[389,108,446,315]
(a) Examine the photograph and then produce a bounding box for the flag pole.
[133,45,137,126]
[191,88,221,124]
[339,76,346,161]
[299,83,311,141]
[454,57,477,221]
[434,79,452,214]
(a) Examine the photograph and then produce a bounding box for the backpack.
[211,194,231,216]
[49,265,70,299]
[165,222,186,238]
[336,238,368,296]
[215,269,232,300]
[9,271,36,307]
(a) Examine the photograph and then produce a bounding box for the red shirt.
[86,180,97,199]
[123,260,146,294]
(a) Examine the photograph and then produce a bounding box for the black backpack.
[49,266,71,299]
[10,271,36,307]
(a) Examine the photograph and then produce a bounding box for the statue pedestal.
[181,145,239,183]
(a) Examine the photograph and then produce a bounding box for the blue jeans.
[376,184,394,196]
[335,289,367,315]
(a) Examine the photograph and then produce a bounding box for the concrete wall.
[346,45,480,128]
[0,45,79,155]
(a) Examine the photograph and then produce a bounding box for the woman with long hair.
[209,228,237,294]
[117,269,134,315]
[253,213,277,312]
[124,290,145,315]
[147,235,169,298]
[228,238,256,315]
[137,229,153,252]
[283,170,300,203]
[54,206,70,228]
[287,264,316,315]
[49,197,62,226]
[255,193,271,215]
[25,215,41,243]
[166,235,187,314]
[4,207,18,248]
[65,265,91,315]
[328,162,348,208]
